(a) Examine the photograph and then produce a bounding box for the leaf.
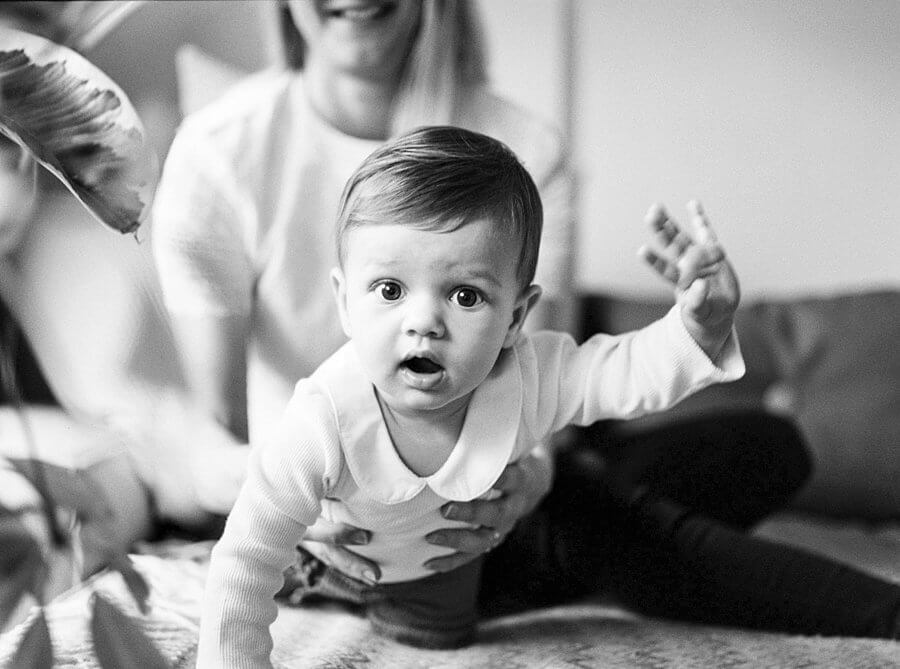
[7,457,113,522]
[0,25,158,235]
[7,607,53,669]
[90,593,171,669]
[0,512,47,629]
[110,555,150,614]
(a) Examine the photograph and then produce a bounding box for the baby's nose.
[403,297,446,338]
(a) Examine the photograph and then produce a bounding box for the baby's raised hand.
[638,200,740,362]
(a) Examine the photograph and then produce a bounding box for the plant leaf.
[0,512,47,629]
[7,457,113,521]
[6,457,128,578]
[110,555,150,614]
[90,593,171,669]
[7,607,53,669]
[0,25,158,235]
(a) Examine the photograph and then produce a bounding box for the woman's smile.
[319,1,399,22]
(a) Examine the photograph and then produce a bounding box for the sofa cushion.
[580,290,900,520]
[758,291,900,518]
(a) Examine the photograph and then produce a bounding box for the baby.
[198,126,744,666]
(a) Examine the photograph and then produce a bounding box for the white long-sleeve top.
[198,306,744,668]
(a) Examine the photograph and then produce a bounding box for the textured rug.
[2,535,899,669]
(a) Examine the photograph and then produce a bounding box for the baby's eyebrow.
[359,258,403,272]
[459,267,502,288]
[359,258,503,288]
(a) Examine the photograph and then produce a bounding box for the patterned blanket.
[2,515,899,668]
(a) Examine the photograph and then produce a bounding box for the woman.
[152,0,568,567]
[152,0,900,638]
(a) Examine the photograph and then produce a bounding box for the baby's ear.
[330,267,352,337]
[503,284,542,348]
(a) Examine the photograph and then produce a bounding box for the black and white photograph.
[1,2,898,667]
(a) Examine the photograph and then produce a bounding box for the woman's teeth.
[328,6,391,20]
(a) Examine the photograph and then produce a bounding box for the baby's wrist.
[683,318,732,364]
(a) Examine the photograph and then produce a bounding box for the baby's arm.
[198,476,310,668]
[638,201,740,363]
[197,394,333,669]
[528,303,744,437]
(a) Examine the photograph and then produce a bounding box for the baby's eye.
[450,287,483,308]
[377,281,403,301]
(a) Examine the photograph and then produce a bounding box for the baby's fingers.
[645,203,693,256]
[640,241,723,289]
[687,200,718,245]
[638,244,679,286]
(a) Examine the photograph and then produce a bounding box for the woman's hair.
[336,126,543,290]
[271,0,487,134]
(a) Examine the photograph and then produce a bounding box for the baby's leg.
[364,558,483,649]
[280,546,482,648]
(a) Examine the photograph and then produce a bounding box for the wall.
[85,1,900,300]
[569,1,900,298]
[88,1,269,162]
[481,1,899,299]
[478,0,571,133]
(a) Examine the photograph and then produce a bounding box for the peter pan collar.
[318,343,522,504]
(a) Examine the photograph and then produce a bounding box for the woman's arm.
[169,311,250,443]
[151,123,257,516]
[162,312,252,517]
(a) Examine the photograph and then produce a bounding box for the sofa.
[581,289,900,521]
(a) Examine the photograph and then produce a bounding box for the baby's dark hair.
[336,126,543,289]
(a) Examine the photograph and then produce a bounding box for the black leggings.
[479,411,900,639]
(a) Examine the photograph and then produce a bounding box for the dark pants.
[281,548,483,649]
[480,411,900,639]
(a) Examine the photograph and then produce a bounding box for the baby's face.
[332,218,536,418]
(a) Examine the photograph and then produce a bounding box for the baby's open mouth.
[402,357,443,375]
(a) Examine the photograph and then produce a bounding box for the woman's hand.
[299,518,381,585]
[423,445,555,573]
[298,446,555,579]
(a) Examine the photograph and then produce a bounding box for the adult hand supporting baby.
[299,520,381,584]
[298,447,554,580]
[424,445,555,573]
[638,200,740,363]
